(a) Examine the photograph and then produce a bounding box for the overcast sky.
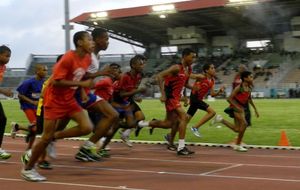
[0,0,185,68]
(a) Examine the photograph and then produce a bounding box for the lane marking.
[2,161,300,183]
[200,164,243,175]
[206,174,300,183]
[0,177,147,190]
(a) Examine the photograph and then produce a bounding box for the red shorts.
[44,102,82,120]
[23,109,37,124]
[165,98,181,112]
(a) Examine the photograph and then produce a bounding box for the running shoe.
[233,145,248,152]
[97,149,110,158]
[190,127,202,138]
[177,147,195,156]
[77,146,101,161]
[21,168,46,182]
[210,114,223,126]
[38,160,53,170]
[0,149,11,160]
[75,151,90,162]
[167,144,177,151]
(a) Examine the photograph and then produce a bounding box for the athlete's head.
[0,45,11,65]
[73,31,94,53]
[202,63,216,76]
[35,64,48,79]
[130,54,147,73]
[241,71,253,83]
[238,64,247,74]
[92,28,109,51]
[109,63,122,80]
[181,48,196,66]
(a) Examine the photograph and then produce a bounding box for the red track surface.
[1,136,300,190]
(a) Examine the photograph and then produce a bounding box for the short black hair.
[202,63,213,73]
[0,45,11,54]
[56,54,64,62]
[182,48,195,57]
[241,71,252,81]
[73,31,89,48]
[129,54,147,67]
[92,28,107,40]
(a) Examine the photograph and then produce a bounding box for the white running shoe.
[10,122,18,139]
[210,114,223,126]
[233,145,248,152]
[137,120,149,127]
[21,168,46,182]
[46,141,56,159]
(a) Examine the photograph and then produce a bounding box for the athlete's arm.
[227,85,243,113]
[156,65,180,102]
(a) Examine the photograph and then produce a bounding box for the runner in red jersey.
[228,64,251,145]
[232,64,252,126]
[189,63,225,138]
[117,55,147,146]
[0,45,13,160]
[141,48,198,156]
[21,31,95,182]
[211,71,259,152]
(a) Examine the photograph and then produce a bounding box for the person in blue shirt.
[11,64,47,152]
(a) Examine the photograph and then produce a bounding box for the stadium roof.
[71,0,300,47]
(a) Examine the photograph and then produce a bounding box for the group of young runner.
[0,27,259,182]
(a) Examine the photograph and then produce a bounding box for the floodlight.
[227,0,258,6]
[90,11,108,21]
[96,12,108,18]
[152,4,175,12]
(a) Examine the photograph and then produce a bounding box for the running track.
[1,136,300,190]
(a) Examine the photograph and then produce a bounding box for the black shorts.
[187,100,209,117]
[224,104,251,126]
[36,106,44,135]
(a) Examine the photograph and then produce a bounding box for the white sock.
[178,139,185,151]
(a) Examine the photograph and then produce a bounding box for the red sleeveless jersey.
[164,64,191,100]
[191,77,215,100]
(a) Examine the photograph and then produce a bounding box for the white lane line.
[205,174,300,183]
[2,160,300,184]
[111,156,300,169]
[200,164,243,175]
[0,177,148,190]
[4,151,300,170]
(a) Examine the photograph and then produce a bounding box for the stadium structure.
[2,0,300,98]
